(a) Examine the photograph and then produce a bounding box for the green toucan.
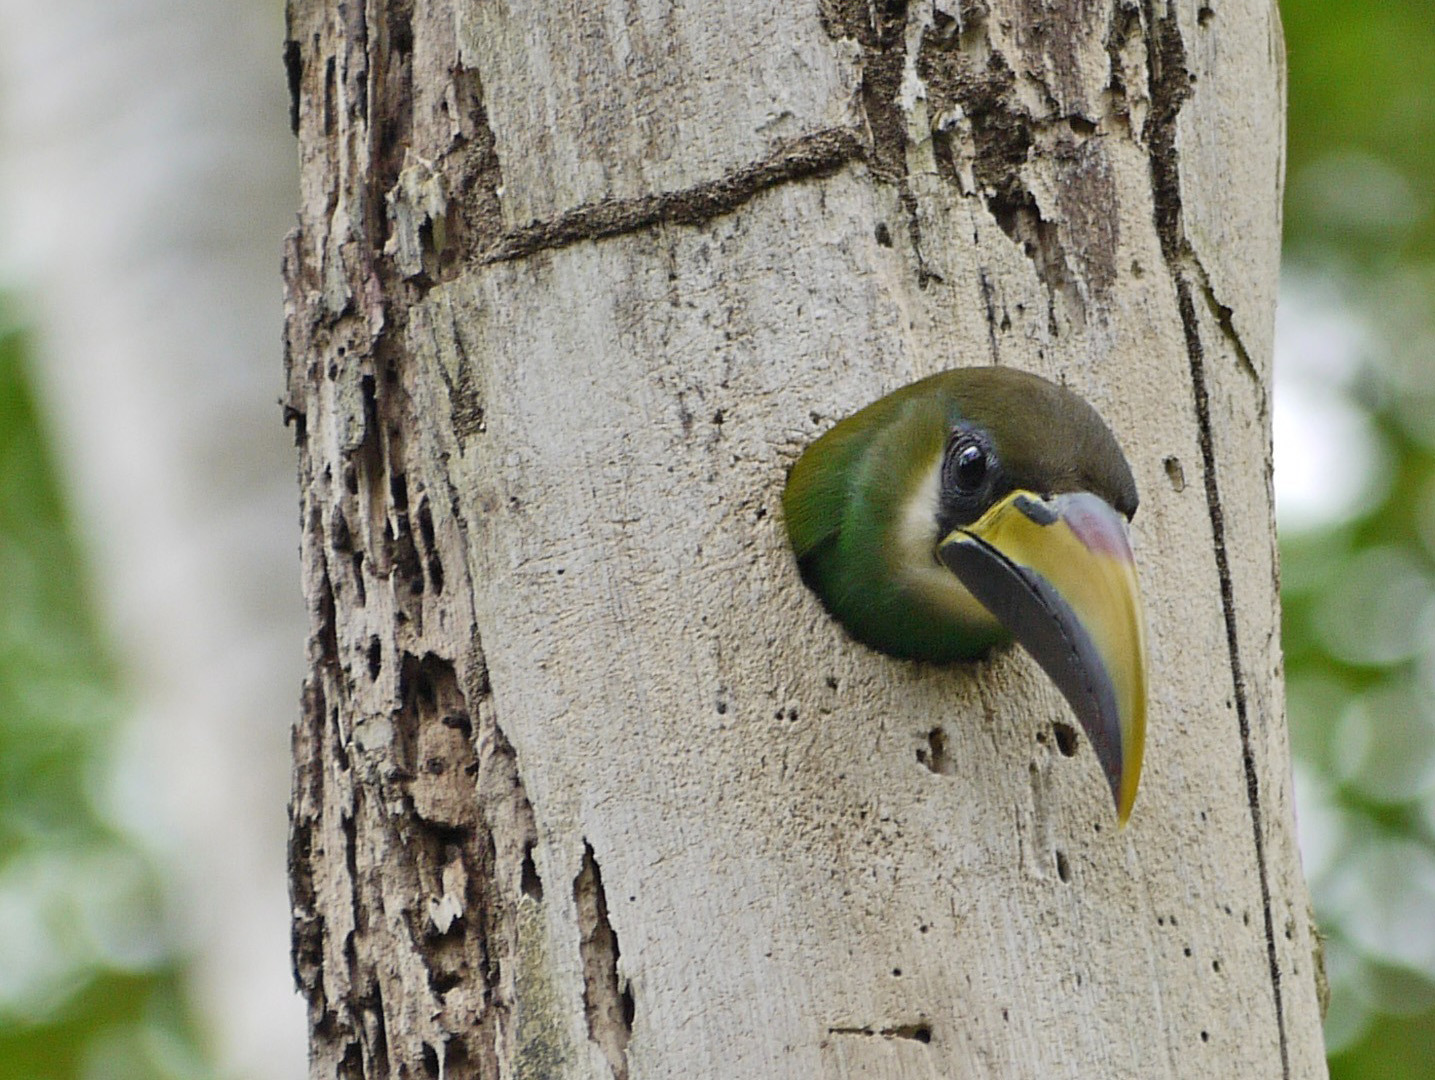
[783,367,1148,824]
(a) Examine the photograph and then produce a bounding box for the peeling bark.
[285,0,1325,1077]
[574,844,633,1080]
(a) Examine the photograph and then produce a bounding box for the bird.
[783,366,1148,824]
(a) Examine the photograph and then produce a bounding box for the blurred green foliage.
[1282,0,1435,1076]
[1285,0,1435,267]
[0,320,208,1079]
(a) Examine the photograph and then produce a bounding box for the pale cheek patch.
[891,456,999,628]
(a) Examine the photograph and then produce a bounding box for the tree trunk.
[283,0,1327,1077]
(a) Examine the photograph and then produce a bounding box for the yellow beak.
[938,491,1148,825]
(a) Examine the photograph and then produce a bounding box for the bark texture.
[283,0,1327,1077]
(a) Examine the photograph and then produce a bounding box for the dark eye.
[944,433,990,495]
[954,444,986,490]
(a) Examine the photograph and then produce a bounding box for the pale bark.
[284,0,1326,1077]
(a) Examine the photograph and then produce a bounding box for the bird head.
[783,367,1147,824]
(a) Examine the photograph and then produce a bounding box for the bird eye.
[945,435,989,495]
[955,445,986,490]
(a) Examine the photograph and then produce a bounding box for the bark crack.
[1174,283,1287,1078]
[1145,6,1289,1072]
[1194,260,1266,403]
[574,842,633,1080]
[917,3,1117,329]
[480,127,864,266]
[820,0,937,284]
[828,1022,933,1043]
[1142,3,1190,267]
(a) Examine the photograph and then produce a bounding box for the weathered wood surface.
[283,0,1326,1076]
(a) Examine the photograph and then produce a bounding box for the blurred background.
[0,0,304,1077]
[1277,1,1435,1076]
[0,0,1428,1077]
